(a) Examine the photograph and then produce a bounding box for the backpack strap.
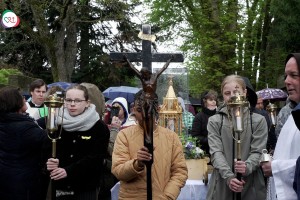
[215,111,224,135]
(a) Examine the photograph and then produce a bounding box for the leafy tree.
[145,0,241,95]
[0,0,142,90]
[145,0,300,95]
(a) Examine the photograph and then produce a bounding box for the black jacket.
[55,120,110,191]
[0,113,49,200]
[191,107,216,155]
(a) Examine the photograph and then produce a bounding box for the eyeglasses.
[65,98,87,105]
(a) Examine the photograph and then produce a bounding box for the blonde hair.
[221,75,246,93]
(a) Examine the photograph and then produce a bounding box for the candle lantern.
[227,90,249,133]
[266,102,277,126]
[44,92,64,158]
[227,89,249,200]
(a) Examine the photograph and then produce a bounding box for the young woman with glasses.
[46,84,110,200]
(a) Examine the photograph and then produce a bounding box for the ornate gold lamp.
[266,102,277,126]
[158,76,182,135]
[227,89,249,200]
[44,92,64,158]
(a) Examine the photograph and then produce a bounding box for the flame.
[236,108,240,117]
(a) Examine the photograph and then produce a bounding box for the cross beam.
[110,24,184,72]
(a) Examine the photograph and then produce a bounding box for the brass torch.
[227,90,249,162]
[44,93,64,158]
[227,89,249,199]
[266,102,277,126]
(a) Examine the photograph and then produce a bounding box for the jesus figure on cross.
[124,55,173,143]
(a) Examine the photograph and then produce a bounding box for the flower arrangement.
[180,133,205,159]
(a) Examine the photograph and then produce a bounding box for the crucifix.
[110,24,184,200]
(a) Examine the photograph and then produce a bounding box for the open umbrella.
[256,88,288,101]
[103,86,141,103]
[48,82,72,90]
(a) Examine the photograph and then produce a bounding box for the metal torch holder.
[44,94,64,158]
[227,90,249,200]
[266,102,277,126]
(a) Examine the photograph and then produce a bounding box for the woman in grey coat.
[206,75,268,200]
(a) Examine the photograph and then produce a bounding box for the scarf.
[58,104,100,132]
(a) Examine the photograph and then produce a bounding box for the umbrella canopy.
[48,82,72,90]
[256,88,288,101]
[189,97,202,106]
[103,86,141,103]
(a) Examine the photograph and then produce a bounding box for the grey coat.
[207,105,267,200]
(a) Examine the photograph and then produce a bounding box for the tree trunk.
[27,0,77,82]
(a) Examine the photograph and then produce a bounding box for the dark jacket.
[294,156,300,200]
[0,113,49,200]
[191,107,216,155]
[252,108,277,151]
[55,120,110,191]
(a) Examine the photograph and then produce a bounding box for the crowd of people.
[1,52,300,200]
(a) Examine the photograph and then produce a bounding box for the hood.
[242,77,257,108]
[285,53,300,77]
[112,97,129,123]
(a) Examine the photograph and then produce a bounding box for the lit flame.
[236,108,240,117]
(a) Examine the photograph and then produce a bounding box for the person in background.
[191,90,217,157]
[261,53,300,200]
[111,97,129,126]
[36,85,65,129]
[26,79,48,120]
[207,75,267,200]
[0,86,50,200]
[80,82,106,119]
[112,90,188,199]
[107,97,130,155]
[46,84,110,200]
[178,97,194,133]
[255,93,277,152]
[103,100,112,125]
[256,94,265,110]
[242,77,276,152]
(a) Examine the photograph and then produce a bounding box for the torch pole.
[51,138,57,200]
[236,132,242,200]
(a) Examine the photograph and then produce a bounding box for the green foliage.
[0,0,142,86]
[145,0,240,94]
[145,0,299,95]
[1,0,300,95]
[0,69,22,85]
[179,132,205,159]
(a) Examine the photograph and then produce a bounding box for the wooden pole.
[144,104,154,200]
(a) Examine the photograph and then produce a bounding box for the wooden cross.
[110,24,184,200]
[110,24,184,72]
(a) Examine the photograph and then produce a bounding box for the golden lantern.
[158,77,182,135]
[227,88,249,200]
[266,102,277,126]
[44,92,64,158]
[227,89,249,133]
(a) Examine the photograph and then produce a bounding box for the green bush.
[0,69,22,85]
